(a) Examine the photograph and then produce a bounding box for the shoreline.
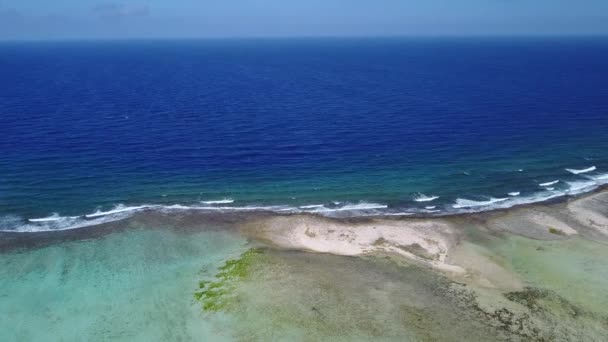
[3,183,608,235]
[240,189,608,289]
[2,188,607,286]
[2,184,606,232]
[1,186,607,340]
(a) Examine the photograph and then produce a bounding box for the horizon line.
[2,33,608,43]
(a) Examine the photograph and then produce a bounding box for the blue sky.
[1,1,607,40]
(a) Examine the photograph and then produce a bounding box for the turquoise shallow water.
[0,227,248,341]
[2,212,608,341]
[492,235,608,314]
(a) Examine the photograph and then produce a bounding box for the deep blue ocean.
[1,37,608,231]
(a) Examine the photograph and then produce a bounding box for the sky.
[1,0,608,40]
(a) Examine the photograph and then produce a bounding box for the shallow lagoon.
[491,235,608,314]
[1,210,608,341]
[0,226,247,341]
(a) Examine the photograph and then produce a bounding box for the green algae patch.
[195,248,263,312]
[548,227,565,236]
[505,287,583,317]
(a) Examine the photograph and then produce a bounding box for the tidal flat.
[1,191,608,341]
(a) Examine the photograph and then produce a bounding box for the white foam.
[566,166,596,175]
[299,204,325,209]
[177,205,294,212]
[310,202,388,213]
[413,194,439,202]
[508,192,520,197]
[336,203,388,211]
[6,168,608,233]
[162,204,192,210]
[452,189,567,212]
[498,190,564,208]
[28,213,79,223]
[201,199,234,205]
[589,173,608,181]
[162,202,387,216]
[449,172,608,214]
[2,204,163,232]
[453,197,508,209]
[164,203,391,215]
[85,205,158,219]
[4,211,135,233]
[565,181,598,195]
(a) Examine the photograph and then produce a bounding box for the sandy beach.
[241,188,608,285]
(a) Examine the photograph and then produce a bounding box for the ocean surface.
[1,37,608,231]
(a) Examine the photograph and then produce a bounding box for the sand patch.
[449,241,523,290]
[527,212,578,236]
[568,192,608,236]
[245,215,463,274]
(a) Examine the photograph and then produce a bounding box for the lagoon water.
[1,38,608,230]
[0,224,248,341]
[3,211,608,341]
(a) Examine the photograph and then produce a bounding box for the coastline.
[1,188,607,340]
[3,185,607,247]
[232,189,608,339]
[241,188,608,288]
[3,187,607,291]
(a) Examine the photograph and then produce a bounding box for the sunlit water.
[1,218,608,340]
[2,38,608,229]
[0,227,247,341]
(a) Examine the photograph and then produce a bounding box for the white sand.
[242,189,608,291]
[249,215,467,274]
[246,215,528,289]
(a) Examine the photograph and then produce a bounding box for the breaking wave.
[413,194,440,202]
[200,199,235,205]
[566,166,596,174]
[3,171,608,233]
[452,197,508,209]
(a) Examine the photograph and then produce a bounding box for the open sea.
[1,37,608,232]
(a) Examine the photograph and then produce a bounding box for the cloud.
[93,3,150,19]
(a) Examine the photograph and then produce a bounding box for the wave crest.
[566,166,596,174]
[4,171,608,233]
[201,199,234,205]
[414,194,440,202]
[452,197,508,209]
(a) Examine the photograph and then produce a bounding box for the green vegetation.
[194,248,263,312]
[372,237,388,246]
[548,227,565,236]
[505,287,584,317]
